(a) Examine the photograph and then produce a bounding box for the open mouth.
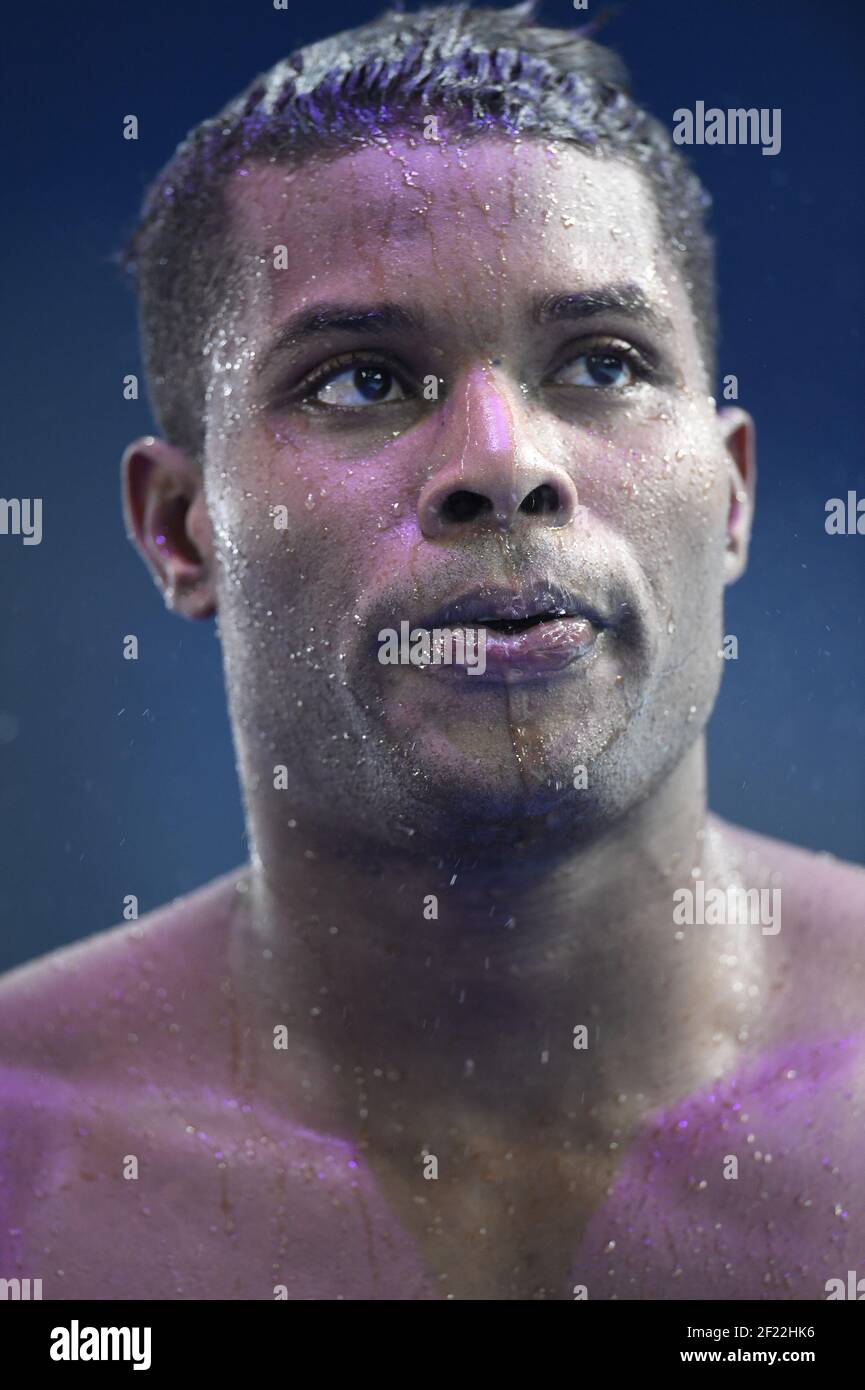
[421,582,611,634]
[416,586,610,678]
[372,580,619,681]
[476,610,571,635]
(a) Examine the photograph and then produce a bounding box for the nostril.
[441,490,493,524]
[520,483,560,516]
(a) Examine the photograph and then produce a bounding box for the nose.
[417,366,580,539]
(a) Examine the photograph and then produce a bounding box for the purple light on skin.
[155,534,166,546]
[677,1119,688,1130]
[347,1159,358,1169]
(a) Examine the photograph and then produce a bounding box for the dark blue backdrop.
[1,0,863,970]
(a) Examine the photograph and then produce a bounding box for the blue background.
[1,0,863,970]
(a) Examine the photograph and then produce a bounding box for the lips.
[414,581,612,678]
[419,581,610,632]
[475,614,598,673]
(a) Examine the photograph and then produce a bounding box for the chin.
[386,736,626,845]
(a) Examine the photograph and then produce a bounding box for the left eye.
[554,352,635,388]
[312,364,407,407]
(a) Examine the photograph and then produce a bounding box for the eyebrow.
[535,282,673,332]
[254,302,425,377]
[254,282,671,379]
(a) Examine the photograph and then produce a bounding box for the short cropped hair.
[122,1,715,462]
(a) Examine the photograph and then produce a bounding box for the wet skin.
[2,135,864,1300]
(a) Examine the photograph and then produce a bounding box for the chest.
[14,1041,864,1302]
[360,1143,621,1300]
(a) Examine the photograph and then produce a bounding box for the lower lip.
[421,617,601,679]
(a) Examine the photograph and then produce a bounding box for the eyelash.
[289,339,656,411]
[294,351,410,410]
[550,339,656,387]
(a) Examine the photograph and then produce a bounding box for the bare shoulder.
[0,870,244,1219]
[0,869,243,1293]
[0,868,245,1078]
[578,821,865,1300]
[0,872,424,1298]
[711,813,865,956]
[712,812,865,908]
[707,814,865,1045]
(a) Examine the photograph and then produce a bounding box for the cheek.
[203,426,403,640]
[567,408,730,678]
[588,404,729,578]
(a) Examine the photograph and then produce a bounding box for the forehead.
[225,134,687,336]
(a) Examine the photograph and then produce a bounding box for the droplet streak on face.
[201,133,732,860]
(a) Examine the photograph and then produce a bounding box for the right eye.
[307,362,409,409]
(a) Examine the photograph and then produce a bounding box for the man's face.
[196,134,751,853]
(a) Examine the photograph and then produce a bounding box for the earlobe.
[718,407,756,584]
[121,436,217,619]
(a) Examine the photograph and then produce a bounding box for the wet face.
[190,134,753,855]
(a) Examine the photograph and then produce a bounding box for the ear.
[121,436,217,619]
[718,406,756,584]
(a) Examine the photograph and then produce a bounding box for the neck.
[229,739,766,1140]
